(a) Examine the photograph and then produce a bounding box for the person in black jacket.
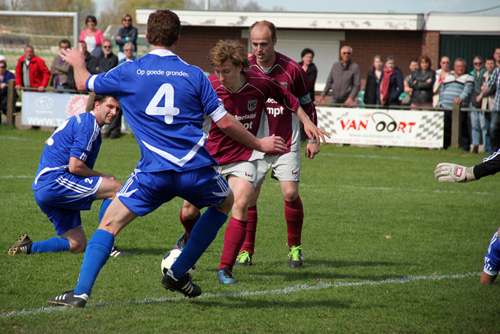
[409,55,435,109]
[377,56,404,106]
[298,48,317,100]
[363,55,383,106]
[91,39,118,74]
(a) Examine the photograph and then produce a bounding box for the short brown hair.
[418,55,432,68]
[208,40,249,70]
[147,10,180,47]
[250,20,277,41]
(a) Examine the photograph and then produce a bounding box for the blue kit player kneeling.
[8,95,129,257]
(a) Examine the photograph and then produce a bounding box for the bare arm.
[295,106,329,144]
[215,113,287,154]
[58,48,91,91]
[69,157,116,180]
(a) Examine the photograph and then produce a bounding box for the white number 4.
[145,83,180,124]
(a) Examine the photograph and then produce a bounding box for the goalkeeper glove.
[434,162,476,183]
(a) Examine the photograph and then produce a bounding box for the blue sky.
[97,1,500,15]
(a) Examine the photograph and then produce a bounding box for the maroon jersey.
[249,52,316,152]
[206,71,300,165]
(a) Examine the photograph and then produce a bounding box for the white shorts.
[216,160,258,183]
[255,149,301,187]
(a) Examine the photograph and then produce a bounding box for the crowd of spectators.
[0,13,499,151]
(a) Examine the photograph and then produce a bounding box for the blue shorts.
[34,173,102,235]
[117,167,230,216]
[484,231,500,276]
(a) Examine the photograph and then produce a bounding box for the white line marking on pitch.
[0,272,479,319]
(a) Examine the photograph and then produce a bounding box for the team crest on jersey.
[247,99,257,111]
[280,82,288,89]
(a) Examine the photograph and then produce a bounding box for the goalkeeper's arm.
[434,150,500,183]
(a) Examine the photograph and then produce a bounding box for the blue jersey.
[86,49,226,172]
[32,112,102,191]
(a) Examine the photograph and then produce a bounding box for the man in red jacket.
[15,45,51,91]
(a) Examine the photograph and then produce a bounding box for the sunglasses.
[342,52,351,55]
[474,62,483,65]
[103,45,112,49]
[123,19,132,22]
[124,49,133,51]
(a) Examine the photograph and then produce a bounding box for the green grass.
[1,126,500,333]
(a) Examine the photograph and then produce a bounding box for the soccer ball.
[161,248,196,278]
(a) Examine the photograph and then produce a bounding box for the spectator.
[363,55,383,106]
[480,57,496,112]
[316,46,360,107]
[494,48,500,68]
[409,55,436,109]
[91,39,118,74]
[377,56,404,106]
[477,52,500,153]
[15,45,51,92]
[118,42,136,64]
[0,57,16,116]
[439,58,474,150]
[80,15,104,57]
[50,39,72,92]
[433,56,452,107]
[469,56,490,153]
[402,58,418,105]
[115,14,138,62]
[298,48,317,100]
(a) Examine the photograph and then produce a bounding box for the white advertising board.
[21,92,89,127]
[317,107,444,148]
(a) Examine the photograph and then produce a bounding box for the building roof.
[136,9,500,33]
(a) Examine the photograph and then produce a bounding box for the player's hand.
[305,141,320,159]
[258,134,287,154]
[58,47,85,67]
[434,163,476,183]
[303,122,330,144]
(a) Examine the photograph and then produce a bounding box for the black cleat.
[162,269,201,298]
[110,245,132,257]
[48,290,88,308]
[174,232,189,250]
[8,234,33,255]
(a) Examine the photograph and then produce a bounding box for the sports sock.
[179,210,201,238]
[219,217,247,271]
[99,199,112,223]
[73,229,114,297]
[30,237,70,253]
[171,207,227,279]
[285,196,304,247]
[241,205,258,255]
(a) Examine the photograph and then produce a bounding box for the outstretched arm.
[215,113,287,154]
[58,48,91,91]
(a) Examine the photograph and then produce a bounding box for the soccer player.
[177,40,328,284]
[48,9,286,308]
[7,95,129,257]
[434,154,500,284]
[235,20,321,269]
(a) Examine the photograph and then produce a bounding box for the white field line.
[0,272,479,319]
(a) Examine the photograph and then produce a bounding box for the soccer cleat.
[48,290,88,308]
[288,245,303,268]
[162,269,201,298]
[235,251,253,266]
[174,232,189,250]
[217,267,236,284]
[110,245,132,257]
[8,234,33,255]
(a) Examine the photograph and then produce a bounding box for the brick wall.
[176,26,247,73]
[176,27,440,90]
[341,30,424,87]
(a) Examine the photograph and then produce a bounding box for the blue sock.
[171,207,227,279]
[30,237,70,253]
[99,199,112,223]
[74,229,114,297]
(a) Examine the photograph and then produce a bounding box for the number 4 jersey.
[86,49,227,173]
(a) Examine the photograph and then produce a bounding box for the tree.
[100,0,186,26]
